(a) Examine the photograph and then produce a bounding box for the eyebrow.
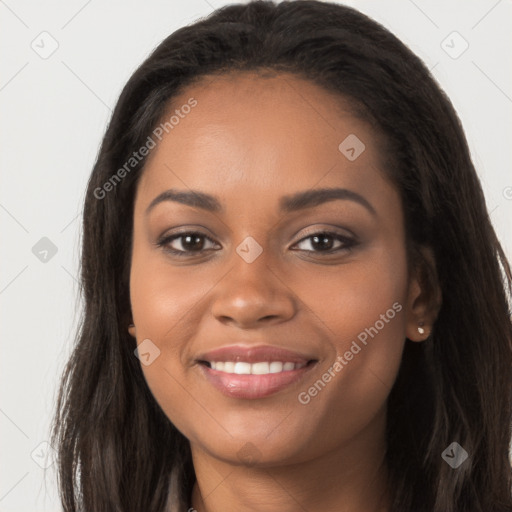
[145,187,376,216]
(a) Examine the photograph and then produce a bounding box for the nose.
[211,246,296,329]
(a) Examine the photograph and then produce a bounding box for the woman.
[51,1,512,511]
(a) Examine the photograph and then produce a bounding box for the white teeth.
[269,361,283,373]
[209,361,307,374]
[251,362,270,375]
[233,362,251,374]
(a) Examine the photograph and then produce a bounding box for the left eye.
[292,232,356,254]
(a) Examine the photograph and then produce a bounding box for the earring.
[417,322,425,335]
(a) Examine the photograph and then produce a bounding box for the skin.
[128,71,439,512]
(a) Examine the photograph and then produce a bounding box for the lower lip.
[198,362,316,399]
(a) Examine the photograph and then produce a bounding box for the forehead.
[135,71,391,213]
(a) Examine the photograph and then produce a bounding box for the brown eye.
[292,232,356,254]
[158,231,218,256]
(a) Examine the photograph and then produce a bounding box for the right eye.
[157,231,219,257]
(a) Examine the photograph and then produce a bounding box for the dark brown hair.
[51,1,512,510]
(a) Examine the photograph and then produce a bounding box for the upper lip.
[196,345,316,364]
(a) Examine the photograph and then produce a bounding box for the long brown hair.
[51,1,512,510]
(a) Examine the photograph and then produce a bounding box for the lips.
[196,345,318,399]
[197,345,314,364]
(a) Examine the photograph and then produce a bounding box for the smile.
[195,344,318,399]
[204,361,308,374]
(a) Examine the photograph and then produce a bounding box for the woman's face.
[129,71,423,467]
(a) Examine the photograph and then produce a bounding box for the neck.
[189,409,391,512]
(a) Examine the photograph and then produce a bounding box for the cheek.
[129,239,207,344]
[129,245,211,434]
[293,241,408,351]
[329,244,408,378]
[128,240,205,375]
[293,244,408,436]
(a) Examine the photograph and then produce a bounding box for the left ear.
[404,245,442,342]
[128,323,136,338]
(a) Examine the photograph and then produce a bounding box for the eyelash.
[156,230,357,258]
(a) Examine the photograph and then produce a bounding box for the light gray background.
[1,0,511,510]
